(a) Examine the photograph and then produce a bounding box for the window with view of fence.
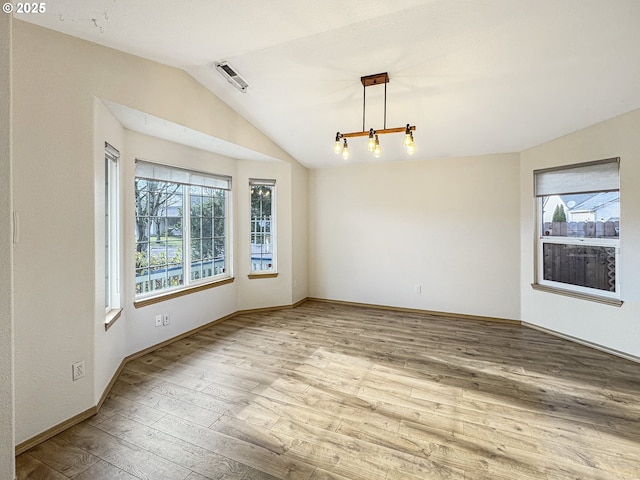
[535,158,620,299]
[541,220,618,293]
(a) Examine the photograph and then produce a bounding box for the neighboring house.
[543,193,619,223]
[563,191,620,222]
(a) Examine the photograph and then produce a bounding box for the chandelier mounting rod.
[361,72,389,133]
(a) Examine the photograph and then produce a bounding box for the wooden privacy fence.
[542,221,617,292]
[543,220,619,238]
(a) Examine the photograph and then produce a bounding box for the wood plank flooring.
[15,300,640,479]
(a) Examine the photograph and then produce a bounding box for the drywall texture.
[0,13,15,480]
[12,20,307,445]
[92,99,128,401]
[291,160,309,303]
[520,109,640,358]
[309,154,521,321]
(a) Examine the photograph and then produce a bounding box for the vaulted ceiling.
[16,0,640,168]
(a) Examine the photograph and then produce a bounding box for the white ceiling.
[16,0,640,168]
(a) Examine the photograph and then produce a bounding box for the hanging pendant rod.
[344,72,414,136]
[384,76,387,130]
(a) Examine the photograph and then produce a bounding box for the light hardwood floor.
[15,301,640,479]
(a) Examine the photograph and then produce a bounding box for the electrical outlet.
[72,360,85,381]
[414,284,422,293]
[155,314,162,327]
[163,314,170,326]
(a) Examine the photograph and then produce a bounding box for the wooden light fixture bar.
[342,125,415,138]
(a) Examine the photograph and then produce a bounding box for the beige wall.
[520,109,640,357]
[12,20,308,445]
[92,99,128,409]
[0,13,15,480]
[309,154,521,320]
[291,160,309,303]
[120,130,240,357]
[236,159,294,310]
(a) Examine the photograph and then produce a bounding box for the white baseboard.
[522,321,640,365]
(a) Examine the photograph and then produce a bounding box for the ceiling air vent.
[214,61,249,93]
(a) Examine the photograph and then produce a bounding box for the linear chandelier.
[333,72,416,160]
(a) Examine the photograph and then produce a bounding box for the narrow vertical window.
[105,142,120,313]
[250,179,276,274]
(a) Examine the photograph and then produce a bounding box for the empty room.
[1,1,640,479]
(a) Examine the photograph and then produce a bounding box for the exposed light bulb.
[403,124,412,147]
[373,135,382,158]
[367,128,375,152]
[341,139,350,160]
[405,131,415,155]
[333,132,343,155]
[406,143,416,155]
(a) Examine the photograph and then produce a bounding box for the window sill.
[105,308,123,331]
[531,283,623,307]
[134,277,235,308]
[248,272,278,279]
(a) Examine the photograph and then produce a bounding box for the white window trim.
[533,158,621,303]
[536,213,620,300]
[249,178,276,276]
[105,142,121,317]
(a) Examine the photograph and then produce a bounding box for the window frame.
[536,218,620,299]
[134,160,232,302]
[105,142,121,317]
[249,178,277,277]
[533,158,621,304]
